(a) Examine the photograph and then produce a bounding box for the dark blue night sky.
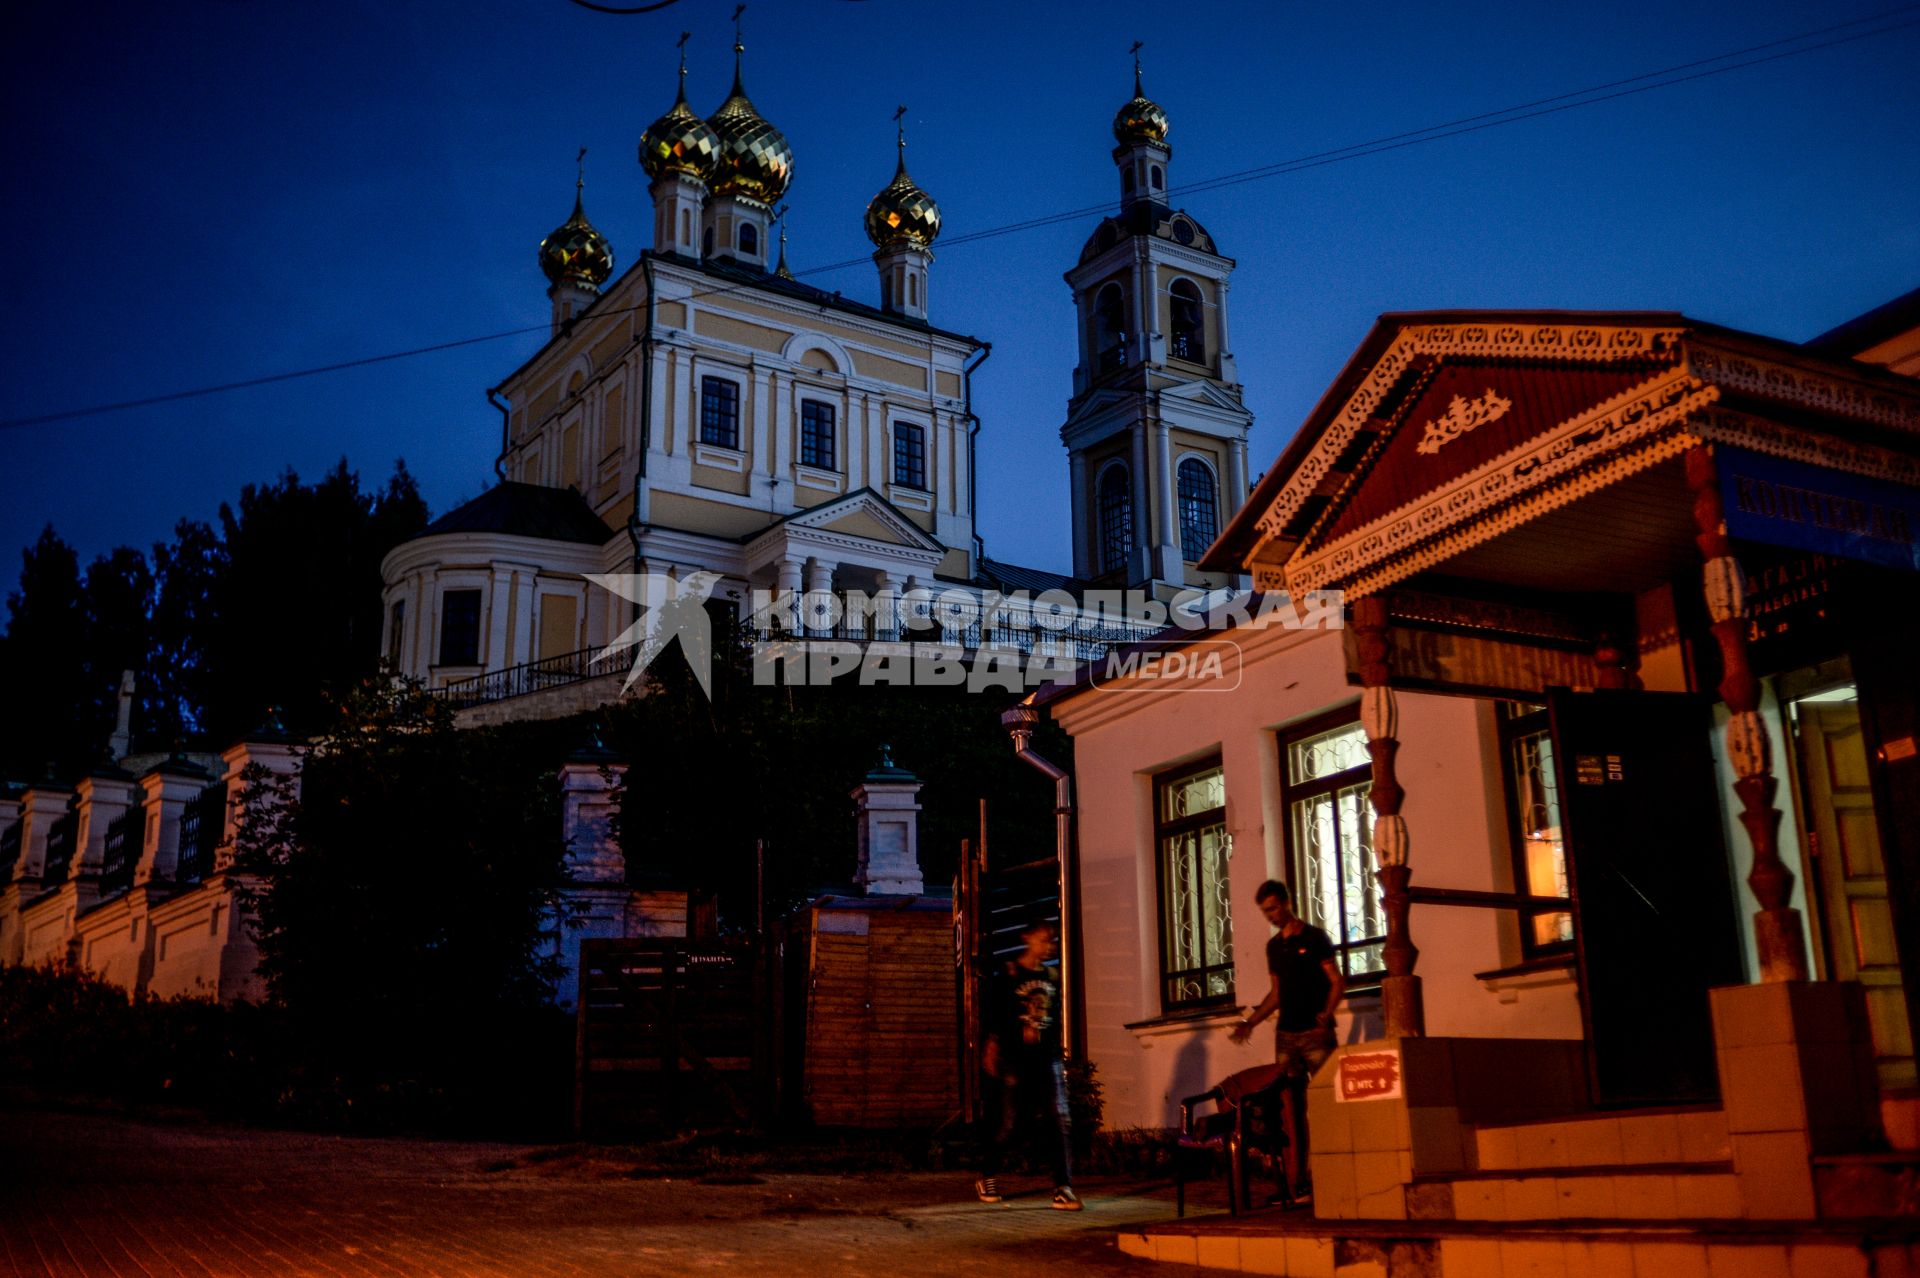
[3,0,1916,579]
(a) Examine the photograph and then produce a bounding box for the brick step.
[1470,1105,1729,1171]
[1422,1161,1742,1221]
[1120,1214,1920,1276]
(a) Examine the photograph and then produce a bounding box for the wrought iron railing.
[100,807,145,897]
[435,647,621,710]
[1169,332,1205,363]
[40,808,78,886]
[0,822,19,883]
[176,784,225,885]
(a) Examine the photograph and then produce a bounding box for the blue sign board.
[1719,447,1920,574]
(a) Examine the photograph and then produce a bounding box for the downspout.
[962,341,992,571]
[488,387,510,481]
[626,253,657,573]
[1001,699,1083,1063]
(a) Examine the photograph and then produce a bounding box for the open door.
[1548,689,1747,1106]
[1797,699,1916,1089]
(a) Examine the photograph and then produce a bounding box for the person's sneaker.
[975,1177,1002,1203]
[1051,1186,1084,1211]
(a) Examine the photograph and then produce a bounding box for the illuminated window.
[1155,758,1233,1009]
[1282,716,1383,981]
[1500,702,1574,951]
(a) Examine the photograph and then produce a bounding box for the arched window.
[1093,282,1128,373]
[908,273,918,307]
[1177,458,1219,559]
[703,224,714,257]
[1122,167,1135,193]
[679,208,691,245]
[1098,463,1134,576]
[1169,279,1205,363]
[739,223,758,255]
[1150,165,1164,190]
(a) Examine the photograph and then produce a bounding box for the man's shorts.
[1273,1026,1335,1081]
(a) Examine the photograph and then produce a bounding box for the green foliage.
[0,460,428,781]
[231,672,575,1133]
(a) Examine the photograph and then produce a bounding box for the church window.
[739,223,758,255]
[1178,458,1219,559]
[387,600,406,663]
[800,400,836,470]
[908,274,918,308]
[680,209,691,245]
[700,376,740,449]
[893,422,927,490]
[703,225,714,257]
[1098,463,1133,575]
[1170,279,1205,363]
[1122,167,1135,193]
[438,589,482,667]
[1093,283,1128,373]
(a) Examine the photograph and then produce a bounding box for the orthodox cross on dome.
[575,145,587,191]
[893,102,907,145]
[675,28,690,75]
[732,3,746,55]
[1129,39,1144,92]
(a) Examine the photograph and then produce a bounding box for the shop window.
[1098,463,1133,576]
[700,376,740,449]
[1155,758,1234,1009]
[800,400,836,470]
[1177,458,1218,559]
[438,589,482,667]
[893,422,926,490]
[1281,716,1384,981]
[1499,702,1574,951]
[1169,279,1205,362]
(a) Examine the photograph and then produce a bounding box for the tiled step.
[1435,1162,1742,1221]
[1119,1216,1920,1277]
[1470,1106,1729,1171]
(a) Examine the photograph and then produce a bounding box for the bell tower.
[1060,52,1252,594]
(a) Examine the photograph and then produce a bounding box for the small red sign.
[1336,1049,1403,1103]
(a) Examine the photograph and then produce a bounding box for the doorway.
[1783,662,1917,1091]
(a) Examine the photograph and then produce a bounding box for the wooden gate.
[574,938,761,1138]
[955,834,1062,1123]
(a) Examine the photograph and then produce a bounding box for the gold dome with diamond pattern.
[539,185,613,288]
[864,137,941,250]
[640,65,720,182]
[707,42,792,204]
[1112,66,1169,145]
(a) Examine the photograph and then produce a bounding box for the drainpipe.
[488,387,510,481]
[962,342,992,572]
[1001,699,1083,1062]
[626,253,658,575]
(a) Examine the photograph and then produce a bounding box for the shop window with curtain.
[1499,701,1574,951]
[1282,715,1384,981]
[1155,758,1234,1010]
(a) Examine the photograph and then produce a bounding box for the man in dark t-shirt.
[1227,880,1345,1201]
[977,918,1080,1211]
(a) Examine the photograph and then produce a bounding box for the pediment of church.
[744,487,946,574]
[1203,313,1920,598]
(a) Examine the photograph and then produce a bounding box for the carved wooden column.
[1685,445,1809,983]
[1353,594,1424,1036]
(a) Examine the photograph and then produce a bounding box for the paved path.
[0,1105,1216,1277]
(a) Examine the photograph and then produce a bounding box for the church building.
[378,45,1244,712]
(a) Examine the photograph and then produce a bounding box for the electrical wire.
[3,6,1914,432]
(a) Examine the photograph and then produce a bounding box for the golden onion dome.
[539,180,613,289]
[640,64,720,181]
[1112,65,1169,145]
[707,43,793,204]
[864,133,941,251]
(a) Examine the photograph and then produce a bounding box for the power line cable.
[4,7,1914,432]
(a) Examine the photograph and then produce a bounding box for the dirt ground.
[0,1103,1223,1276]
